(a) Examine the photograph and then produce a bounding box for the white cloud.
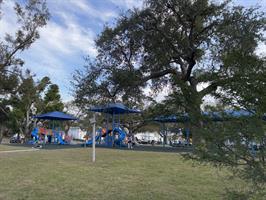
[256,42,266,57]
[0,0,99,102]
[143,83,171,102]
[0,1,18,39]
[0,0,143,102]
[37,20,96,56]
[57,0,118,22]
[109,0,143,9]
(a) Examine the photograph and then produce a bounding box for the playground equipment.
[31,128,39,141]
[113,127,126,146]
[85,129,103,145]
[85,127,126,146]
[89,103,141,147]
[30,127,66,144]
[30,111,78,145]
[154,109,266,147]
[154,110,264,123]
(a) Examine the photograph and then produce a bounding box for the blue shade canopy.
[155,110,259,123]
[89,103,141,114]
[154,114,189,123]
[34,111,78,121]
[203,110,254,121]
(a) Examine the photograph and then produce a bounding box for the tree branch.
[0,28,37,69]
[140,68,181,83]
[199,81,218,98]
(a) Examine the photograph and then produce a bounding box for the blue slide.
[31,128,39,140]
[85,134,102,145]
[85,128,126,146]
[28,128,39,144]
[55,132,65,145]
[113,127,126,146]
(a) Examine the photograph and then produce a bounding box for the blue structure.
[89,103,141,147]
[154,113,190,146]
[34,111,78,121]
[30,128,39,143]
[154,110,257,123]
[154,109,265,147]
[90,103,141,114]
[32,111,78,145]
[154,114,189,123]
[85,131,102,145]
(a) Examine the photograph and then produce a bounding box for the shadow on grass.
[2,142,193,153]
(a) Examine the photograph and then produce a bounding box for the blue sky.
[0,0,265,102]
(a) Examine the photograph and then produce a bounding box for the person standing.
[128,135,133,149]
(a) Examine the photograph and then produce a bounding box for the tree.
[73,0,266,197]
[0,0,49,140]
[0,0,49,72]
[43,84,64,113]
[8,72,50,136]
[74,0,265,137]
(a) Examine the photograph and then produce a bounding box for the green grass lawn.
[0,145,248,200]
[0,144,30,152]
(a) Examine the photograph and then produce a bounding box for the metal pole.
[163,123,165,147]
[92,113,96,162]
[186,127,189,145]
[106,113,109,146]
[112,112,114,147]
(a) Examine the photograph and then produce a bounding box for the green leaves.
[73,2,266,193]
[43,84,64,113]
[0,0,49,71]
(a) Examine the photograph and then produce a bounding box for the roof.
[89,103,141,115]
[34,111,78,121]
[154,114,189,123]
[154,110,258,123]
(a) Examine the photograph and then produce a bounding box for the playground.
[1,104,264,200]
[27,104,140,148]
[0,144,248,200]
[5,106,264,199]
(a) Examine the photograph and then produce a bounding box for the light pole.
[90,113,96,162]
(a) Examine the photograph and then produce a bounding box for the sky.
[0,0,265,103]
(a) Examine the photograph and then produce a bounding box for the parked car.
[10,134,25,143]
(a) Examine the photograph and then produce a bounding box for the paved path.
[0,149,40,154]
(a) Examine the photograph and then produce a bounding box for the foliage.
[7,72,50,136]
[4,73,65,137]
[191,117,266,188]
[73,0,265,128]
[0,0,49,139]
[43,84,64,113]
[72,0,266,196]
[0,0,49,72]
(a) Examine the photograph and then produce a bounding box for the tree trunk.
[181,82,203,146]
[0,125,4,144]
[187,106,203,146]
[25,108,32,138]
[64,122,70,135]
[26,109,30,134]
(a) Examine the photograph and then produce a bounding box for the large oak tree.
[73,0,266,196]
[74,0,265,135]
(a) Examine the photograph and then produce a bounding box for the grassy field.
[0,144,248,200]
[0,144,30,152]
